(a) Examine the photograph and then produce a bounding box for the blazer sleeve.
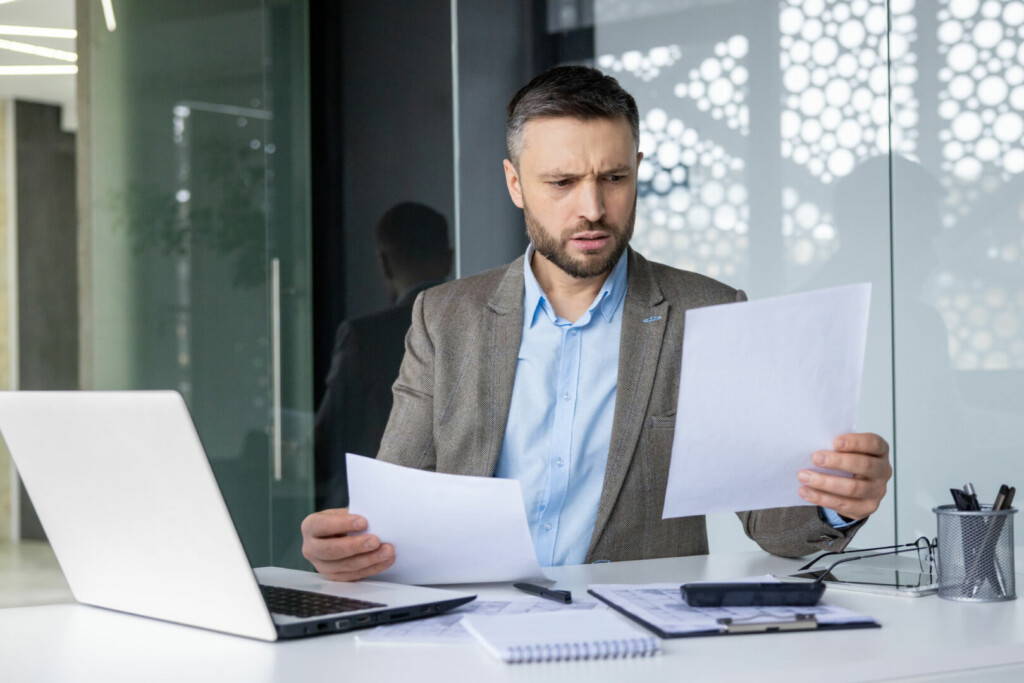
[736,507,863,558]
[376,291,438,471]
[729,287,865,557]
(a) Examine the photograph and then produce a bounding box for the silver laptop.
[0,391,474,641]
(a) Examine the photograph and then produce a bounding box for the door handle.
[271,257,282,481]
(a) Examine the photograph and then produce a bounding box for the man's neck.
[530,250,612,323]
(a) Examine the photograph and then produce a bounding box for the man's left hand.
[797,432,892,521]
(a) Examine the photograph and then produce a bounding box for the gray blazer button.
[592,559,611,564]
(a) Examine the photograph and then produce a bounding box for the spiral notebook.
[461,610,661,664]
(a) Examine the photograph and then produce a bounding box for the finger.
[811,451,891,479]
[315,543,394,575]
[320,548,396,582]
[798,470,879,499]
[304,534,380,563]
[798,486,876,520]
[301,509,368,538]
[834,433,889,457]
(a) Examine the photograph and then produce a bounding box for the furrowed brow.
[538,170,582,180]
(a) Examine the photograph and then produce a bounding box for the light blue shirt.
[495,245,629,567]
[497,246,850,567]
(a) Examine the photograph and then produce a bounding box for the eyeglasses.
[799,536,937,579]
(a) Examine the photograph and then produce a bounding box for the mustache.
[560,221,618,240]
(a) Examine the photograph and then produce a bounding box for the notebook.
[461,609,661,664]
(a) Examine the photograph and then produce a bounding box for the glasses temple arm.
[798,539,926,571]
[813,544,929,584]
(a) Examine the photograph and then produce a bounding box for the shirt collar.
[522,244,629,328]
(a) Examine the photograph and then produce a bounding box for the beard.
[523,201,636,279]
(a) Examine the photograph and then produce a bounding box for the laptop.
[0,391,475,641]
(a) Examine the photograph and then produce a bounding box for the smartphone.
[680,582,826,607]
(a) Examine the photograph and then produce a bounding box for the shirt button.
[555,457,564,468]
[562,393,571,401]
[543,523,553,531]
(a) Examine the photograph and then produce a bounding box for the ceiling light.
[0,65,77,75]
[101,0,116,32]
[0,38,76,62]
[0,25,76,40]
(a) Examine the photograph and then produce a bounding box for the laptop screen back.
[0,391,277,640]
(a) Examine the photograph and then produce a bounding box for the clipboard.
[587,584,880,638]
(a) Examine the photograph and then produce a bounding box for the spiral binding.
[504,637,660,663]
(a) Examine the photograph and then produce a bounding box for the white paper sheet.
[662,283,871,519]
[356,599,603,645]
[588,583,874,636]
[346,454,544,585]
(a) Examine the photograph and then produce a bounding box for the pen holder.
[934,504,1017,602]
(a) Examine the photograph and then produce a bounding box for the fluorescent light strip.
[0,65,77,75]
[0,25,77,40]
[101,0,117,32]
[0,38,76,62]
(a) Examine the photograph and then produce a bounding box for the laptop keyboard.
[260,584,387,618]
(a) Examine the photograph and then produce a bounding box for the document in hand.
[662,283,871,519]
[346,454,545,585]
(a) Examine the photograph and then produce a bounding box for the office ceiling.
[0,0,76,130]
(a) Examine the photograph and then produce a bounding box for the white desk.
[4,550,1024,683]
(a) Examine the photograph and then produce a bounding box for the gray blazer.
[377,249,862,562]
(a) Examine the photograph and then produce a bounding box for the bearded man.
[300,66,892,581]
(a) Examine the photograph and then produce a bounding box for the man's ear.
[636,151,644,166]
[503,159,525,209]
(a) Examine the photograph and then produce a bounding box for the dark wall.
[311,0,456,407]
[16,101,78,392]
[455,1,533,277]
[15,100,78,540]
[338,0,455,320]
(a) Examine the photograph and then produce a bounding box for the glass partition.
[892,0,1024,539]
[591,0,898,550]
[79,0,312,568]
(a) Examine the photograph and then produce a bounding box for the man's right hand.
[300,508,395,581]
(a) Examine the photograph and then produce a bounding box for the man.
[314,202,452,509]
[301,66,891,581]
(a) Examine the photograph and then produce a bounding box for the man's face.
[503,116,641,279]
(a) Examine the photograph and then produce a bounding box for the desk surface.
[4,550,1024,683]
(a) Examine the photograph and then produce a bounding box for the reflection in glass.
[315,203,452,508]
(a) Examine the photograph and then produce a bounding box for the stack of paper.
[356,599,603,645]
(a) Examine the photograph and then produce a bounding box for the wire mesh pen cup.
[934,504,1017,602]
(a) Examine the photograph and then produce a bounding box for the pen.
[964,483,981,511]
[513,582,572,604]
[993,484,1010,512]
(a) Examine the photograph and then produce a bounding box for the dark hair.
[505,65,640,164]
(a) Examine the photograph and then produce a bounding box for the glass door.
[79,0,311,568]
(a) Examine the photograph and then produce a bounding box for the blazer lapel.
[475,256,525,477]
[587,250,668,557]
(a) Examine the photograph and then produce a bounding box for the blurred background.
[0,0,1021,602]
